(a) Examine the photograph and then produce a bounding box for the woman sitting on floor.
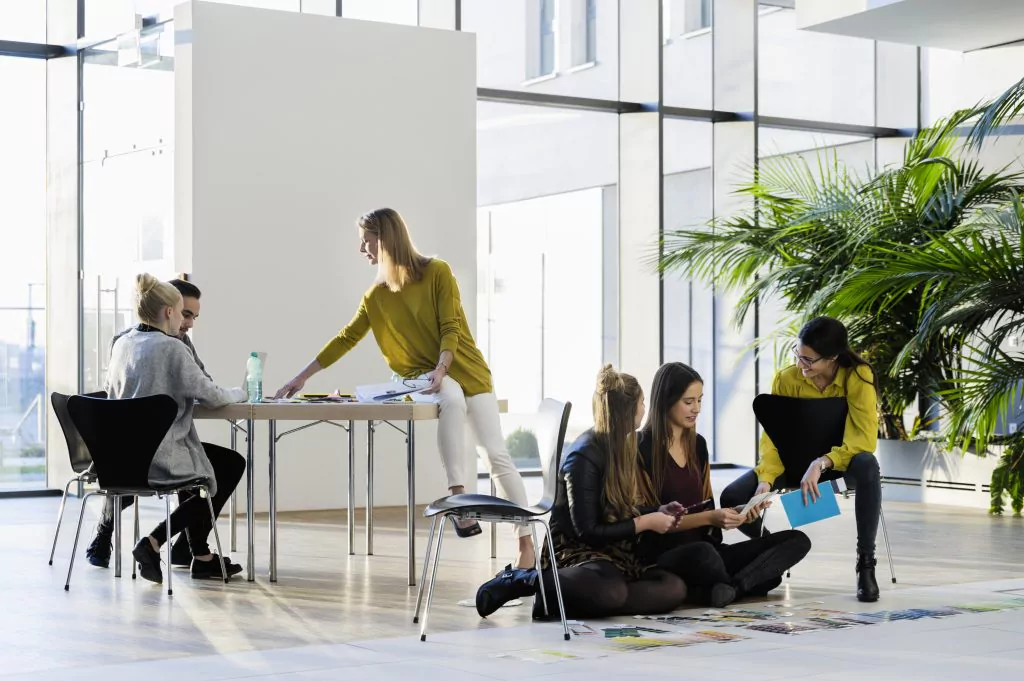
[638,362,811,608]
[475,364,688,620]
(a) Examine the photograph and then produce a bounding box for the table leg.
[366,420,375,556]
[407,419,416,586]
[347,419,355,556]
[246,417,256,582]
[269,419,277,583]
[229,420,237,552]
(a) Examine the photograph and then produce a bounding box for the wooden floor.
[3,488,1024,676]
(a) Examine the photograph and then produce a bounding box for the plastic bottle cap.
[250,352,258,357]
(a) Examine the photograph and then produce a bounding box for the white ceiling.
[797,0,1024,52]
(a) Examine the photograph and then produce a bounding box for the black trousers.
[96,443,244,557]
[720,452,881,555]
[537,561,687,619]
[655,531,811,605]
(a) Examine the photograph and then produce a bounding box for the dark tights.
[656,531,811,606]
[537,560,687,619]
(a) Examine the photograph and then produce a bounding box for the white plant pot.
[876,439,999,509]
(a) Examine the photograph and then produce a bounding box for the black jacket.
[549,429,656,548]
[635,431,722,562]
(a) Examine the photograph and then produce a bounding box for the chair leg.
[64,492,96,591]
[204,488,229,583]
[113,496,122,578]
[530,522,549,617]
[413,515,438,624]
[132,497,140,580]
[419,514,449,642]
[540,520,570,641]
[165,495,173,597]
[48,477,75,566]
[879,504,896,584]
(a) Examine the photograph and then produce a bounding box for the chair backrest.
[67,394,178,490]
[50,391,107,475]
[535,398,572,510]
[753,394,848,485]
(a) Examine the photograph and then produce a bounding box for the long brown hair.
[641,362,712,503]
[358,208,431,292]
[593,364,656,521]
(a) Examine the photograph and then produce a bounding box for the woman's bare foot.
[516,536,536,569]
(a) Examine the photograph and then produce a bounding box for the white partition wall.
[175,1,476,512]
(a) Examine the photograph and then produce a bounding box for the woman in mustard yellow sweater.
[276,208,534,567]
[720,317,882,602]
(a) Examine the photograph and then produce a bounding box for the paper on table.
[737,490,778,516]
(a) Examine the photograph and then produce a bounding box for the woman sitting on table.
[474,365,687,620]
[275,208,536,568]
[719,316,882,602]
[638,362,811,608]
[107,274,248,584]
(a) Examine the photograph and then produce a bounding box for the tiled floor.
[3,471,1023,680]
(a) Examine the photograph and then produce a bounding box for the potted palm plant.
[656,110,1024,484]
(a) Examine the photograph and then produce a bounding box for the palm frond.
[967,75,1024,149]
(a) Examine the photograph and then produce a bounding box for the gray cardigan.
[112,326,210,379]
[105,328,247,495]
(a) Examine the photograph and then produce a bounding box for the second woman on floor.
[474,365,688,619]
[638,362,811,608]
[275,208,536,567]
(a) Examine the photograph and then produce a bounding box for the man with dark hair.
[86,276,231,573]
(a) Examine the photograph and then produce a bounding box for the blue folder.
[779,481,841,528]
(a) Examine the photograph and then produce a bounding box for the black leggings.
[720,452,881,555]
[538,560,687,619]
[656,531,811,605]
[95,443,244,557]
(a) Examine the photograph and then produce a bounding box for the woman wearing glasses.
[720,316,882,602]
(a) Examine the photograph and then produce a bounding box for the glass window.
[585,0,597,63]
[538,0,556,77]
[463,0,618,99]
[0,57,47,490]
[342,0,417,25]
[81,38,176,392]
[757,5,875,125]
[662,119,714,454]
[477,102,617,467]
[922,45,1024,126]
[663,0,713,108]
[0,0,46,42]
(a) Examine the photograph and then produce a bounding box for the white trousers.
[432,376,530,538]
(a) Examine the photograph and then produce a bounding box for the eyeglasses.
[792,346,826,367]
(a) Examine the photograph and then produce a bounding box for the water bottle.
[246,352,263,403]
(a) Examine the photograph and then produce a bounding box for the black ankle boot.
[476,564,538,618]
[857,551,880,603]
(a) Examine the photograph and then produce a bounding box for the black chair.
[753,394,896,584]
[48,391,108,567]
[64,393,229,594]
[414,399,573,642]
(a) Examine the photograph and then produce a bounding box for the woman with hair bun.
[105,273,249,584]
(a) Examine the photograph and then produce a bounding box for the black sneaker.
[132,538,163,584]
[170,536,193,567]
[86,533,112,568]
[190,555,243,580]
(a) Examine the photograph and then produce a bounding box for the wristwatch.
[818,457,830,473]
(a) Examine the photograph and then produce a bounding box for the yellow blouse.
[315,259,493,396]
[755,364,879,483]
